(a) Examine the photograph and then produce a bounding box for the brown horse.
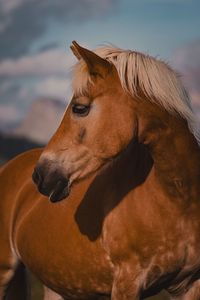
[1,41,200,300]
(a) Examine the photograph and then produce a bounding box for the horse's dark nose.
[32,167,43,186]
[32,166,49,196]
[32,165,70,203]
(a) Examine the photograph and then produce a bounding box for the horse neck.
[137,103,200,203]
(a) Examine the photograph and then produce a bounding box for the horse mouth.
[48,180,71,203]
[32,168,71,203]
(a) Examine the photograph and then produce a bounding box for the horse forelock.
[71,45,200,144]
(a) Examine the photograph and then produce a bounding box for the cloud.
[0,46,73,116]
[173,39,200,71]
[0,104,22,127]
[172,39,200,91]
[0,44,75,129]
[0,79,15,94]
[34,77,71,100]
[0,0,115,60]
[172,39,200,114]
[0,0,117,129]
[0,0,24,14]
[0,78,24,104]
[0,74,70,131]
[0,48,74,77]
[0,74,71,103]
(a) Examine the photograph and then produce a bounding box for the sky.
[0,0,200,129]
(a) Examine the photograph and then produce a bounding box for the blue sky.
[0,0,200,128]
[33,0,200,58]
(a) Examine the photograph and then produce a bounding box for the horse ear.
[70,43,82,60]
[70,41,111,77]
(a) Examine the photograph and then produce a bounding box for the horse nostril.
[32,167,43,186]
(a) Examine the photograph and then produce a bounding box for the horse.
[1,41,200,300]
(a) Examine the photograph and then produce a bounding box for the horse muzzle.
[32,165,70,203]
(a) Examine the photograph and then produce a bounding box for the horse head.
[32,42,137,202]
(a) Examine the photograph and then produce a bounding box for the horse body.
[1,128,200,299]
[0,150,114,299]
[1,42,200,299]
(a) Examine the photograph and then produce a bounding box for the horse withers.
[1,41,200,299]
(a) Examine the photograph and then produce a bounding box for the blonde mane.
[72,46,200,143]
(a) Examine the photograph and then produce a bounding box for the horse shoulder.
[0,148,43,234]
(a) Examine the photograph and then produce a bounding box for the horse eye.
[72,104,90,117]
